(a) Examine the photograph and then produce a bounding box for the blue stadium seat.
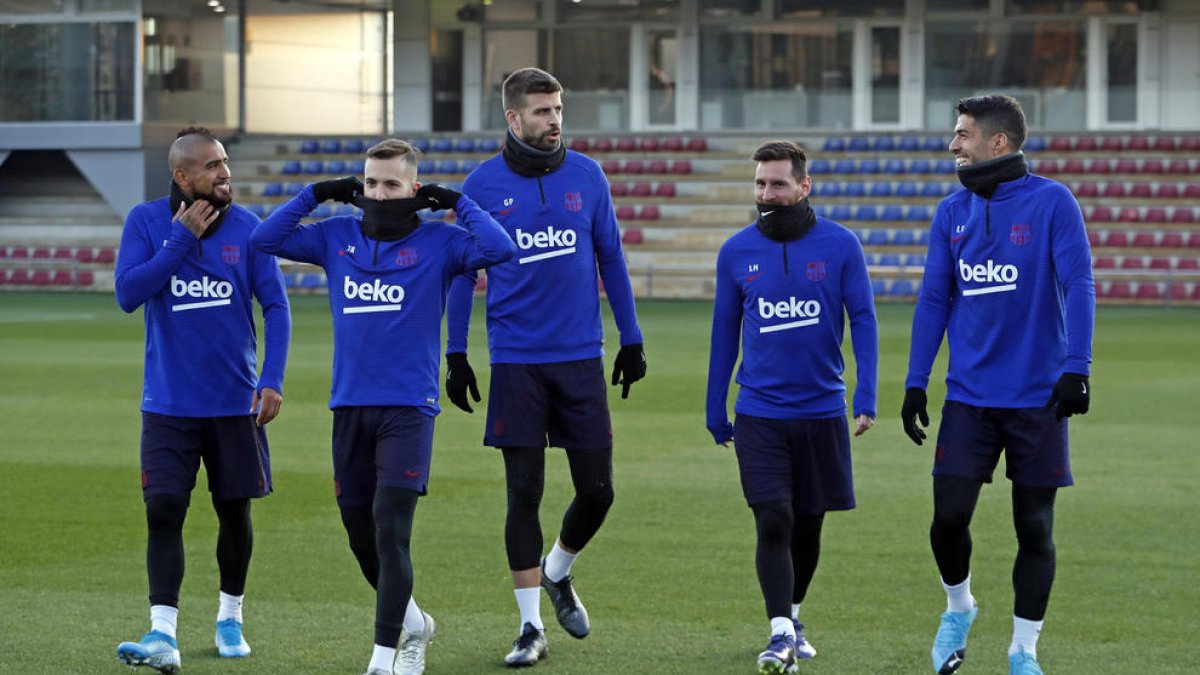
[871,279,887,296]
[336,204,358,217]
[1024,136,1046,152]
[477,138,500,153]
[862,253,878,265]
[922,136,945,152]
[286,182,306,195]
[898,137,920,152]
[905,254,926,267]
[432,138,453,153]
[284,273,298,289]
[848,137,870,152]
[907,205,932,222]
[299,273,323,289]
[311,204,333,218]
[935,159,957,174]
[281,161,302,175]
[299,140,320,154]
[855,205,879,221]
[870,182,893,197]
[349,160,365,174]
[890,279,916,297]
[878,254,902,266]
[245,203,266,218]
[892,230,916,246]
[418,160,436,174]
[884,159,907,174]
[834,159,856,174]
[859,159,881,174]
[455,138,477,153]
[436,160,459,174]
[343,139,367,155]
[460,159,481,173]
[262,182,283,197]
[909,159,932,174]
[811,204,828,218]
[321,139,342,154]
[808,159,832,174]
[413,138,432,154]
[881,205,904,221]
[814,182,841,197]
[830,205,853,221]
[303,160,324,174]
[325,160,347,174]
[843,182,866,197]
[895,182,917,197]
[873,137,895,152]
[823,137,846,152]
[864,229,889,245]
[917,229,930,245]
[921,182,945,197]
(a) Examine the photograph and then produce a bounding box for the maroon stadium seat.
[663,138,684,152]
[0,247,8,259]
[1136,283,1162,300]
[75,248,95,263]
[1075,137,1099,152]
[32,248,51,259]
[1129,183,1152,199]
[1151,137,1177,152]
[53,248,73,260]
[630,182,652,197]
[638,205,661,221]
[1185,184,1200,199]
[1140,159,1164,174]
[610,182,629,197]
[1168,283,1188,300]
[1107,282,1132,299]
[31,270,51,285]
[1117,207,1140,223]
[1086,230,1101,247]
[1132,232,1157,247]
[1100,137,1124,152]
[1087,159,1111,174]
[1149,257,1171,270]
[1121,257,1145,269]
[1104,231,1129,247]
[615,205,636,221]
[639,138,660,152]
[601,160,622,175]
[621,228,644,244]
[623,160,644,175]
[1177,258,1200,270]
[0,269,8,284]
[569,138,590,152]
[51,270,72,285]
[1128,136,1150,152]
[686,138,708,152]
[95,248,116,264]
[1093,257,1116,269]
[1048,137,1072,152]
[1166,159,1191,174]
[654,182,676,197]
[1159,232,1184,248]
[1036,159,1061,174]
[1173,209,1197,224]
[10,269,30,284]
[76,270,95,286]
[670,160,692,175]
[1143,208,1167,223]
[1156,184,1180,199]
[1114,159,1138,174]
[646,160,669,174]
[1101,182,1126,198]
[1179,137,1200,152]
[1063,159,1085,173]
[616,137,637,153]
[1090,206,1114,222]
[1187,232,1200,247]
[1075,182,1099,197]
[592,139,613,153]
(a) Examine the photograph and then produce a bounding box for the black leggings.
[145,494,253,606]
[502,446,614,571]
[930,475,1057,620]
[750,500,825,619]
[339,487,419,647]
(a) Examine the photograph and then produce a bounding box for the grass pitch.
[0,292,1196,674]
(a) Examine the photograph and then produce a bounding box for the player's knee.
[576,480,614,513]
[145,494,189,533]
[507,477,544,512]
[752,501,793,543]
[1013,510,1054,552]
[212,497,251,529]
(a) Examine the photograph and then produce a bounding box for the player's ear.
[410,180,421,197]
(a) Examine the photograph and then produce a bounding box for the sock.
[542,540,578,583]
[217,591,244,623]
[368,644,396,672]
[403,596,426,635]
[791,603,801,622]
[514,587,544,631]
[770,616,797,640]
[150,605,179,638]
[1009,616,1043,657]
[942,575,975,613]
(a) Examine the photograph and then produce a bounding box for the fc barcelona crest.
[222,244,240,264]
[806,260,827,281]
[564,192,583,212]
[1011,223,1031,246]
[396,248,418,267]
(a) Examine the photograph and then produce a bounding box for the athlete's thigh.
[933,401,1005,483]
[733,414,794,506]
[1000,407,1073,488]
[544,358,612,450]
[202,415,271,501]
[793,416,855,514]
[140,412,204,499]
[485,363,551,448]
[374,406,436,495]
[332,406,379,508]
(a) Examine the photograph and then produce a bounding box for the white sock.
[770,616,797,640]
[368,644,396,672]
[942,575,975,613]
[150,605,178,638]
[217,591,244,623]
[542,540,578,583]
[791,603,801,622]
[403,596,426,634]
[514,587,544,631]
[1009,616,1043,657]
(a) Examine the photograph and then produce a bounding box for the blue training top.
[116,198,291,418]
[706,218,879,444]
[906,172,1095,407]
[251,185,516,412]
[445,150,643,364]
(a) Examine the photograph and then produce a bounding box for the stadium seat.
[830,205,852,221]
[1178,258,1200,270]
[623,160,645,175]
[922,137,944,152]
[883,159,907,174]
[320,139,342,154]
[1035,159,1060,174]
[881,206,904,221]
[873,137,895,152]
[878,254,901,266]
[1086,230,1101,247]
[892,230,917,246]
[343,139,367,154]
[416,160,434,175]
[1048,137,1072,152]
[855,206,879,221]
[610,182,629,197]
[1075,182,1099,197]
[75,248,95,263]
[907,205,931,222]
[869,182,892,197]
[848,137,870,152]
[823,137,846,152]
[1121,257,1145,269]
[1075,137,1099,152]
[53,248,73,260]
[1136,283,1162,300]
[1063,159,1085,173]
[630,182,652,197]
[808,159,831,174]
[905,253,926,267]
[909,159,932,174]
[834,159,856,174]
[1172,209,1196,224]
[31,270,51,285]
[615,205,636,221]
[454,138,476,153]
[1107,282,1133,299]
[1104,231,1129,247]
[303,160,324,174]
[592,139,613,153]
[325,160,347,174]
[1101,182,1126,198]
[52,270,72,286]
[1169,283,1188,300]
[1143,208,1167,223]
[1151,137,1177,152]
[569,138,591,152]
[864,229,889,246]
[1185,184,1200,199]
[616,138,637,152]
[281,161,302,175]
[895,182,917,198]
[412,138,432,154]
[1087,159,1111,174]
[1159,232,1184,248]
[1187,232,1200,249]
[1149,257,1171,270]
[32,248,50,259]
[638,205,661,220]
[1179,137,1200,152]
[1140,159,1164,174]
[1127,136,1149,152]
[601,159,622,175]
[1129,183,1152,199]
[890,280,916,297]
[299,273,323,289]
[921,182,945,198]
[1093,256,1116,269]
[871,279,887,296]
[1167,159,1191,174]
[814,182,840,197]
[10,269,30,284]
[299,139,319,154]
[432,138,453,153]
[639,138,660,152]
[1117,207,1141,223]
[245,203,266,218]
[96,248,116,264]
[654,183,676,197]
[843,182,866,197]
[477,138,500,153]
[670,160,692,175]
[460,159,481,173]
[898,137,921,152]
[1155,184,1180,199]
[934,159,956,174]
[1089,207,1114,222]
[436,160,460,174]
[646,160,669,174]
[1114,159,1139,174]
[662,138,684,152]
[621,228,644,244]
[1024,136,1047,152]
[76,270,94,286]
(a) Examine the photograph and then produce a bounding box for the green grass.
[1,292,1197,674]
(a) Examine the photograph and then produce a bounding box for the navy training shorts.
[332,405,435,508]
[933,400,1073,488]
[484,358,613,450]
[732,413,855,514]
[140,411,271,501]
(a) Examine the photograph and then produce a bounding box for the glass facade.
[142,11,239,126]
[700,24,853,130]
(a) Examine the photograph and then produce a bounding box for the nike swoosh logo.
[759,211,775,217]
[746,273,763,282]
[405,470,422,478]
[1080,383,1087,395]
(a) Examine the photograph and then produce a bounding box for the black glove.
[445,352,480,413]
[901,387,930,445]
[312,175,363,204]
[611,344,646,400]
[416,183,463,210]
[1047,372,1089,420]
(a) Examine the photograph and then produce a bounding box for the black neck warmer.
[352,194,424,241]
[755,198,818,242]
[502,128,566,177]
[169,180,229,237]
[956,152,1029,199]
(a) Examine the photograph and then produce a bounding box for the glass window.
[0,1,67,13]
[481,29,547,129]
[700,0,766,19]
[1107,22,1137,122]
[700,24,853,130]
[925,20,1086,130]
[779,0,901,18]
[928,0,989,10]
[0,21,135,122]
[144,11,240,127]
[553,27,630,131]
[80,0,138,12]
[557,0,678,23]
[1006,1,1149,14]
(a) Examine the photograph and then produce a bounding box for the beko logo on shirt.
[170,275,233,312]
[515,226,577,264]
[958,259,1018,296]
[342,276,405,314]
[757,297,822,333]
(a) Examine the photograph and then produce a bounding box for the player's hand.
[901,387,929,445]
[173,199,220,238]
[252,387,283,426]
[312,175,363,204]
[445,352,480,413]
[708,421,734,447]
[611,343,646,400]
[416,183,463,211]
[1047,372,1089,420]
[853,414,875,437]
